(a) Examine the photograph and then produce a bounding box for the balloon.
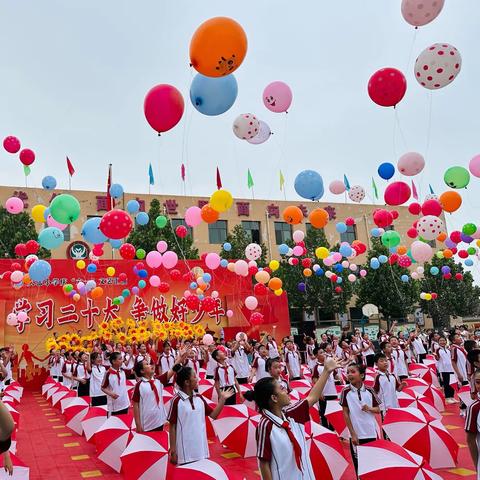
[401,0,444,27]
[294,170,324,201]
[76,260,86,270]
[157,241,168,253]
[469,155,480,178]
[373,209,393,228]
[99,210,133,239]
[109,239,122,249]
[367,68,407,107]
[463,223,477,236]
[268,277,282,291]
[282,206,303,225]
[421,199,442,217]
[336,222,347,234]
[292,245,303,256]
[269,260,280,271]
[87,263,97,273]
[378,162,395,180]
[185,206,202,227]
[410,241,433,263]
[255,270,270,284]
[175,225,188,238]
[205,252,221,270]
[245,296,258,310]
[315,247,329,259]
[5,197,24,214]
[127,200,140,214]
[202,334,214,346]
[398,152,425,176]
[28,260,52,282]
[309,208,329,229]
[25,240,39,254]
[19,148,35,166]
[263,81,293,113]
[119,243,136,259]
[201,204,220,223]
[162,251,178,269]
[232,113,259,140]
[414,43,461,90]
[439,190,462,213]
[49,194,81,224]
[444,166,470,189]
[190,73,238,116]
[10,270,23,283]
[189,17,247,77]
[384,181,411,206]
[31,204,47,222]
[416,215,444,240]
[6,313,18,326]
[136,249,146,260]
[381,230,401,248]
[3,136,20,153]
[210,189,233,212]
[234,259,249,277]
[146,251,163,268]
[144,84,184,134]
[134,212,149,226]
[109,183,124,198]
[348,185,365,203]
[38,227,64,249]
[329,180,346,195]
[247,120,272,145]
[149,275,160,288]
[106,266,115,277]
[42,176,57,190]
[154,215,167,228]
[245,243,262,261]
[47,215,68,230]
[292,230,305,243]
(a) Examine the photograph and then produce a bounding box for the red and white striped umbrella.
[383,407,458,469]
[198,368,207,381]
[3,387,22,404]
[364,373,376,388]
[0,453,30,480]
[169,459,244,479]
[212,404,260,457]
[238,383,254,404]
[95,413,135,472]
[324,401,349,438]
[46,385,61,401]
[161,387,174,411]
[60,396,78,414]
[4,402,19,429]
[81,406,108,442]
[404,382,445,412]
[305,421,348,480]
[4,383,23,400]
[1,395,16,406]
[423,356,437,373]
[397,389,441,420]
[42,377,57,395]
[289,389,301,402]
[290,379,312,398]
[52,387,76,408]
[358,439,443,480]
[126,380,136,401]
[64,397,91,435]
[408,363,439,387]
[120,431,168,480]
[197,379,215,400]
[458,385,476,408]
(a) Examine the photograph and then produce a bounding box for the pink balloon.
[397,152,425,176]
[410,240,433,263]
[202,334,214,346]
[146,251,163,268]
[245,296,258,310]
[360,269,367,277]
[3,136,21,154]
[5,196,24,214]
[384,181,411,206]
[156,240,168,253]
[205,252,221,270]
[17,311,28,323]
[323,257,333,267]
[149,275,161,287]
[401,0,445,27]
[46,215,68,231]
[292,230,305,243]
[469,155,480,178]
[6,313,18,326]
[263,81,293,113]
[226,309,234,318]
[329,180,346,195]
[10,270,23,283]
[162,251,178,269]
[292,245,303,256]
[144,84,184,134]
[185,206,202,227]
[332,252,342,262]
[234,260,249,276]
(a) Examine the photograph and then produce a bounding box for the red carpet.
[15,390,477,479]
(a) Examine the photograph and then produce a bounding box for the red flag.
[216,167,222,190]
[411,180,418,200]
[66,156,75,176]
[106,164,113,210]
[181,163,185,182]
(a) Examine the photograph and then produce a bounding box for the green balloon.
[381,230,401,248]
[113,297,121,305]
[463,223,477,236]
[50,194,81,224]
[155,215,167,228]
[444,166,470,189]
[136,248,146,259]
[122,289,130,297]
[468,247,476,255]
[64,283,73,292]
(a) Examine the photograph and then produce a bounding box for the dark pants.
[460,380,469,410]
[91,395,108,407]
[365,355,375,368]
[206,375,214,380]
[418,353,427,363]
[399,375,408,380]
[290,377,301,381]
[318,396,337,430]
[440,372,455,399]
[77,380,90,397]
[236,377,248,385]
[350,438,376,475]
[146,425,164,432]
[221,386,237,405]
[111,408,129,416]
[4,379,11,386]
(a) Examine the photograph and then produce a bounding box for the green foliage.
[355,238,419,319]
[0,207,50,259]
[220,224,268,264]
[127,199,199,259]
[419,256,480,329]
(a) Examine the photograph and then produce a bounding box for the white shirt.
[214,364,236,388]
[313,362,337,397]
[132,375,168,431]
[392,347,408,377]
[373,372,399,413]
[268,341,279,359]
[285,351,301,378]
[61,361,74,389]
[437,347,453,373]
[90,365,107,397]
[232,347,250,379]
[158,353,175,374]
[252,356,271,381]
[74,363,90,380]
[206,353,218,377]
[305,345,316,370]
[451,344,468,381]
[412,338,426,355]
[122,353,135,371]
[362,341,375,357]
[101,368,130,413]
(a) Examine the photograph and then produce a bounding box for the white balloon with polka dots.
[233,113,260,140]
[416,215,444,240]
[348,185,365,203]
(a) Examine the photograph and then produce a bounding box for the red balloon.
[3,136,21,154]
[408,203,421,215]
[301,258,312,268]
[92,245,104,256]
[334,286,343,293]
[398,255,412,268]
[144,84,185,134]
[14,243,27,257]
[290,258,299,266]
[99,210,133,239]
[450,231,462,244]
[19,148,35,166]
[248,266,258,276]
[389,254,398,265]
[200,252,208,262]
[136,262,145,270]
[431,293,438,300]
[407,227,418,239]
[421,199,442,217]
[450,247,458,255]
[368,68,407,107]
[373,209,393,228]
[186,295,200,311]
[444,273,452,280]
[2,271,12,281]
[391,210,399,220]
[201,296,216,313]
[458,250,468,259]
[254,283,268,296]
[175,225,188,238]
[158,282,170,293]
[25,240,39,254]
[170,269,182,281]
[330,274,338,283]
[351,241,367,254]
[455,273,463,280]
[119,243,136,259]
[384,181,411,206]
[345,217,355,226]
[250,312,264,326]
[263,267,272,275]
[119,273,127,281]
[11,262,21,271]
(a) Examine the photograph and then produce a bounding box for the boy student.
[231,335,252,384]
[266,358,291,393]
[465,370,480,474]
[213,349,244,405]
[285,340,302,381]
[434,336,457,404]
[373,353,404,414]
[89,352,107,406]
[249,345,271,383]
[101,352,130,416]
[379,341,395,374]
[390,336,409,380]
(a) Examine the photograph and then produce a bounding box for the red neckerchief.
[281,420,303,472]
[145,378,160,405]
[109,368,121,385]
[387,356,394,373]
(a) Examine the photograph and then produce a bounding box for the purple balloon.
[461,233,473,244]
[441,266,451,274]
[297,282,306,292]
[132,286,139,295]
[444,238,456,249]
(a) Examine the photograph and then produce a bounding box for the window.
[274,222,292,245]
[242,221,261,243]
[209,220,227,244]
[340,224,357,244]
[172,218,193,238]
[384,225,395,231]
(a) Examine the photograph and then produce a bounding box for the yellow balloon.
[269,260,280,271]
[303,268,312,277]
[209,189,233,213]
[32,204,47,223]
[425,293,432,301]
[106,266,115,277]
[274,288,283,296]
[315,247,329,259]
[76,260,86,270]
[255,270,270,284]
[476,240,480,248]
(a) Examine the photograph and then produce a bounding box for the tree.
[127,199,199,259]
[355,238,419,322]
[419,256,480,330]
[277,227,354,318]
[0,207,50,259]
[219,224,268,264]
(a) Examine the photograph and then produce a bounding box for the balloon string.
[394,108,408,152]
[392,109,398,160]
[404,28,418,73]
[424,92,433,163]
[182,67,195,196]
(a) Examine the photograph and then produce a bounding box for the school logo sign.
[66,241,90,260]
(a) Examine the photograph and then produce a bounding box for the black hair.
[243,377,277,410]
[449,332,460,344]
[313,346,324,356]
[319,342,331,350]
[347,363,366,378]
[467,349,480,368]
[212,349,221,361]
[379,341,390,351]
[134,360,146,378]
[110,352,122,363]
[175,366,194,389]
[374,352,386,364]
[464,340,476,353]
[90,352,100,363]
[265,358,280,373]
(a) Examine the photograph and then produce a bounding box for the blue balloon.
[378,162,395,180]
[109,239,122,249]
[370,258,380,269]
[118,296,125,304]
[109,183,124,199]
[334,264,344,273]
[401,274,409,282]
[203,273,212,283]
[190,73,238,116]
[87,263,97,273]
[136,212,149,225]
[430,266,439,275]
[138,269,148,278]
[315,268,324,276]
[336,277,343,284]
[465,258,474,267]
[220,259,228,268]
[28,260,51,282]
[297,282,306,292]
[294,170,324,201]
[42,176,57,190]
[371,228,381,237]
[38,227,64,249]
[81,217,108,244]
[336,222,347,234]
[223,242,232,252]
[278,244,289,255]
[86,280,96,290]
[127,200,140,214]
[122,289,130,297]
[43,208,50,221]
[190,282,198,289]
[378,255,388,264]
[339,244,352,257]
[138,280,146,289]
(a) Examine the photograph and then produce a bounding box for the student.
[373,353,404,415]
[135,343,153,368]
[122,345,135,380]
[157,343,176,378]
[467,349,480,399]
[266,358,290,393]
[250,345,271,383]
[168,365,234,465]
[101,352,130,415]
[231,337,252,384]
[89,352,108,406]
[213,349,243,405]
[340,364,381,475]
[48,349,64,382]
[451,333,469,415]
[285,341,302,381]
[205,344,218,380]
[465,370,480,474]
[266,335,280,360]
[61,351,75,390]
[304,337,317,372]
[0,347,15,387]
[72,352,90,397]
[246,357,339,480]
[390,337,409,380]
[435,336,457,404]
[410,330,427,363]
[361,334,375,368]
[379,341,395,374]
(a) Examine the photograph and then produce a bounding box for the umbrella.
[42,377,57,395]
[238,383,253,404]
[358,439,443,480]
[4,402,20,429]
[324,401,350,438]
[197,379,215,400]
[95,413,135,472]
[305,421,348,480]
[64,397,91,435]
[458,385,476,408]
[364,373,376,388]
[290,379,312,398]
[212,404,260,457]
[169,459,243,479]
[0,453,30,480]
[408,363,439,387]
[289,389,301,402]
[46,385,61,401]
[121,431,168,480]
[198,368,207,381]
[397,389,441,420]
[52,387,76,408]
[9,428,17,455]
[161,386,174,411]
[383,407,458,469]
[81,407,108,442]
[3,387,21,404]
[1,395,16,406]
[404,382,445,412]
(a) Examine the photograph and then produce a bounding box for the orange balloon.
[397,245,407,255]
[439,190,462,213]
[268,277,283,291]
[309,208,329,229]
[23,274,31,285]
[443,249,453,258]
[282,206,303,225]
[189,17,248,78]
[201,204,220,224]
[91,287,104,299]
[437,232,447,242]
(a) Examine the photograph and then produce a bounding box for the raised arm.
[306,358,339,407]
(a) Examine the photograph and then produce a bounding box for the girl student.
[213,348,244,405]
[61,351,75,390]
[434,336,457,404]
[244,357,339,480]
[101,351,130,416]
[72,352,90,397]
[88,352,108,407]
[465,369,480,474]
[168,365,235,466]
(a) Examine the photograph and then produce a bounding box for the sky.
[1,1,480,274]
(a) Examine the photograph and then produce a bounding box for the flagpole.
[68,175,71,191]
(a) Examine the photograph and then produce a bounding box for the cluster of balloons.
[3,135,36,169]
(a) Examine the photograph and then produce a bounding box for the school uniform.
[167,390,214,465]
[252,356,271,382]
[256,399,315,480]
[313,362,337,430]
[132,373,170,432]
[436,346,455,399]
[135,353,153,368]
[158,353,175,375]
[90,364,108,406]
[373,371,400,413]
[276,377,291,394]
[49,355,64,382]
[385,355,395,375]
[351,343,363,366]
[61,361,74,389]
[451,344,469,382]
[101,368,130,415]
[412,338,427,362]
[464,400,480,475]
[74,362,91,397]
[362,341,375,368]
[232,346,251,383]
[205,352,218,380]
[185,358,200,375]
[268,340,279,359]
[122,354,135,379]
[392,347,409,379]
[285,350,301,380]
[214,363,237,405]
[305,344,316,371]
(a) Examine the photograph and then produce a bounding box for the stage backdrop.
[0,259,290,388]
